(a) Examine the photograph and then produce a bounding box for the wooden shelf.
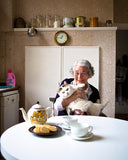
[14,27,117,32]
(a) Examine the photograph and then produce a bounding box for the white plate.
[68,132,93,141]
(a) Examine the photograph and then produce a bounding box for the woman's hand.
[62,90,86,108]
[74,90,86,99]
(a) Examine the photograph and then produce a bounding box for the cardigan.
[54,78,100,116]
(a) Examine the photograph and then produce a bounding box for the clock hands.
[58,35,63,39]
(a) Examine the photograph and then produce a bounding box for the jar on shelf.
[54,15,60,28]
[105,20,112,27]
[36,15,43,27]
[90,17,98,27]
[45,15,52,28]
[31,18,37,28]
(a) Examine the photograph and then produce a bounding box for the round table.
[1,116,128,160]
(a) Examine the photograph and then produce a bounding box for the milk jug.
[6,70,16,87]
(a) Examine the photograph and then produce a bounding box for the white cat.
[58,82,108,116]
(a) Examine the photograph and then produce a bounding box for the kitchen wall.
[114,0,128,23]
[0,29,116,118]
[14,0,113,27]
[0,0,117,118]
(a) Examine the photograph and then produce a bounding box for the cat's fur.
[58,82,108,116]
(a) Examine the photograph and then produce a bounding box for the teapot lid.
[32,101,43,109]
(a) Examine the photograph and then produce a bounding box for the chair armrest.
[100,112,107,117]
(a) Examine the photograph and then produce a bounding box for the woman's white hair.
[70,59,94,78]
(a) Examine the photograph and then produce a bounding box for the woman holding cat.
[54,59,100,115]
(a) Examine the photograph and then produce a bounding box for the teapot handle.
[46,106,51,111]
[45,107,53,118]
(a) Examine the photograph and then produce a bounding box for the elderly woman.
[54,59,100,116]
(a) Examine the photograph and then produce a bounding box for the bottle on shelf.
[54,15,60,28]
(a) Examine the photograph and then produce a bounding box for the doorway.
[116,30,128,120]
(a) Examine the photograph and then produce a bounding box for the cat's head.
[58,82,75,99]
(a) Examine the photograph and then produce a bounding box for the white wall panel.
[25,46,61,110]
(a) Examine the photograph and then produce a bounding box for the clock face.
[54,31,68,45]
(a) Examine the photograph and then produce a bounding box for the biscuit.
[42,124,57,132]
[34,125,50,133]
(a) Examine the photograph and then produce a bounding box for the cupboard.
[25,46,99,111]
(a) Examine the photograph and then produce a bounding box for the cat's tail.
[101,100,109,111]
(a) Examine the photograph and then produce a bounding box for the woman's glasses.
[74,72,88,76]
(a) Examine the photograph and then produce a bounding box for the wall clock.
[54,31,69,46]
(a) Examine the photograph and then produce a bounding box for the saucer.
[67,132,93,141]
[61,124,71,130]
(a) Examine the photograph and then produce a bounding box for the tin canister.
[75,16,85,27]
[90,17,98,27]
[63,17,74,27]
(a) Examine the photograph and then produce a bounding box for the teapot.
[20,101,51,125]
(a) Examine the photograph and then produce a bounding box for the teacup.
[70,122,93,138]
[63,116,78,128]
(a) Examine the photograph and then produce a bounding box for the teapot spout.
[19,108,28,122]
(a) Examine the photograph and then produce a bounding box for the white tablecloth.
[1,116,128,160]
